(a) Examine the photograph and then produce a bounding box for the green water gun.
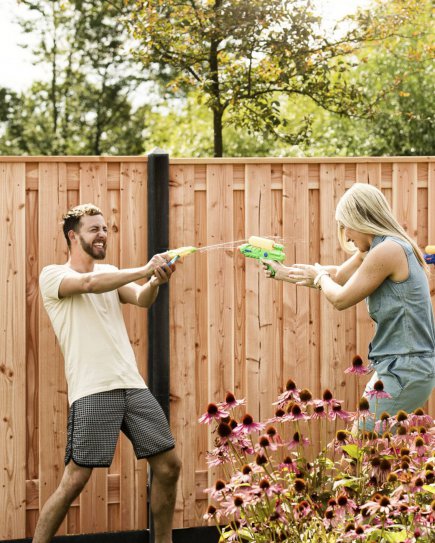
[239,236,285,277]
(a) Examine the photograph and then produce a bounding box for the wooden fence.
[0,156,434,539]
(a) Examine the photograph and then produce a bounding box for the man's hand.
[144,252,174,279]
[149,259,176,287]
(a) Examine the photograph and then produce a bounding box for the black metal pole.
[147,148,170,543]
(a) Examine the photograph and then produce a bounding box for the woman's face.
[343,226,374,252]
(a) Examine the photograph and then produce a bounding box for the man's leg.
[32,461,92,543]
[147,449,181,543]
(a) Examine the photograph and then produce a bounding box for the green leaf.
[368,529,409,543]
[333,477,360,490]
[341,444,363,460]
[422,484,435,494]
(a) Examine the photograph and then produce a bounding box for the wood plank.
[119,162,148,531]
[282,164,311,392]
[244,164,276,421]
[233,190,246,403]
[0,163,27,540]
[169,164,197,527]
[206,164,234,493]
[79,162,108,532]
[193,188,209,523]
[26,188,39,483]
[1,156,434,164]
[354,167,379,397]
[206,164,234,399]
[106,188,121,532]
[38,163,68,535]
[319,164,348,442]
[392,162,418,240]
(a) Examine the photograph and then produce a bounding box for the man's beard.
[79,236,106,260]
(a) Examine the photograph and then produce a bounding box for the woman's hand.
[260,259,288,281]
[286,263,318,287]
[261,260,294,281]
[287,263,332,289]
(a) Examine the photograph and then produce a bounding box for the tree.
[0,0,148,155]
[127,0,423,157]
[296,0,434,156]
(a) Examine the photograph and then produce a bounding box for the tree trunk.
[213,108,223,157]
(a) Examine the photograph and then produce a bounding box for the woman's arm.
[287,240,408,310]
[262,251,365,286]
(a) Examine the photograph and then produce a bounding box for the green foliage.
[127,0,382,156]
[0,0,148,155]
[296,0,435,156]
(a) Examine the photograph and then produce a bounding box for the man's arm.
[117,265,175,308]
[58,253,171,298]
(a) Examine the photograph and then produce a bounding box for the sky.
[0,0,372,93]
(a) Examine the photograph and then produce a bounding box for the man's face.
[76,214,108,260]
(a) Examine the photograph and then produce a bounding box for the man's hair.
[62,203,103,247]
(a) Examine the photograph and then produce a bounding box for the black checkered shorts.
[65,388,175,467]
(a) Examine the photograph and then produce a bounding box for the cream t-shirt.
[39,264,147,405]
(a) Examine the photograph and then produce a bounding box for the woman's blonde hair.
[335,183,427,271]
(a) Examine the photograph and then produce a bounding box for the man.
[35,203,181,543]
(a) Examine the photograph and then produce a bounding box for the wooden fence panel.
[79,163,109,533]
[119,162,148,531]
[0,156,434,540]
[0,163,27,540]
[38,163,69,535]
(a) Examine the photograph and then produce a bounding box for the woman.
[263,183,435,425]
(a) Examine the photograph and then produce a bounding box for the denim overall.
[364,236,435,424]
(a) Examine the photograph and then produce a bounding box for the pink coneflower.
[299,388,314,405]
[257,477,282,498]
[266,408,287,424]
[365,380,392,400]
[221,494,246,517]
[362,495,397,516]
[202,504,222,522]
[279,456,299,473]
[273,379,300,406]
[266,425,283,445]
[222,391,246,410]
[321,389,343,408]
[335,493,358,516]
[205,478,228,500]
[206,446,230,467]
[328,402,354,422]
[234,413,264,435]
[255,434,279,455]
[235,435,255,456]
[414,436,427,457]
[357,397,373,419]
[216,421,233,443]
[323,507,340,529]
[286,431,310,450]
[311,402,327,419]
[269,501,289,525]
[199,403,229,424]
[374,411,393,434]
[294,499,312,520]
[409,408,434,428]
[345,355,371,375]
[340,524,367,541]
[286,403,310,422]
